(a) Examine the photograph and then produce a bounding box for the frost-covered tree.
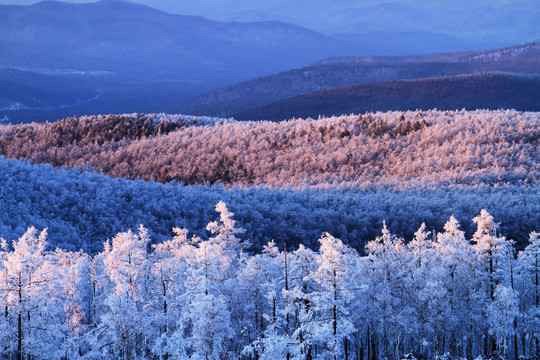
[283,244,319,360]
[404,223,434,358]
[169,202,246,359]
[174,239,230,359]
[431,215,479,358]
[54,248,92,358]
[473,209,512,299]
[363,222,408,360]
[239,241,284,359]
[309,233,357,360]
[149,227,195,358]
[472,210,513,356]
[518,232,540,358]
[241,240,290,360]
[206,200,247,268]
[0,227,65,359]
[488,285,519,358]
[0,202,539,359]
[184,292,233,360]
[98,225,152,360]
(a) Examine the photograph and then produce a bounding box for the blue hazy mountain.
[1,0,537,123]
[0,0,355,122]
[141,0,540,45]
[176,42,540,118]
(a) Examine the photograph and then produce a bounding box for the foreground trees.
[0,204,538,359]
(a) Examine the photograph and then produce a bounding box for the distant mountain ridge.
[2,0,531,123]
[0,0,364,123]
[176,42,540,119]
[0,0,340,76]
[155,0,540,46]
[316,42,540,64]
[233,73,540,121]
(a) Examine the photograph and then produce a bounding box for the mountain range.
[112,0,540,45]
[233,73,540,121]
[2,0,538,123]
[177,42,540,120]
[0,0,349,122]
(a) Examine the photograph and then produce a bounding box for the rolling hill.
[0,109,537,189]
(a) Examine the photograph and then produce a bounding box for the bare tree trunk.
[17,272,22,360]
[284,243,290,360]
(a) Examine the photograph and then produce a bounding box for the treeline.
[1,202,539,359]
[1,156,538,253]
[0,109,538,189]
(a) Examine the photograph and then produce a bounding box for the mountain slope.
[233,73,540,121]
[177,43,540,118]
[0,69,99,111]
[0,0,365,123]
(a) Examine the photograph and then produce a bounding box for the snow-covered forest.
[1,202,539,360]
[0,109,539,359]
[0,109,537,188]
[0,156,538,253]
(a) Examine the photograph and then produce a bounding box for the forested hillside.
[1,156,539,253]
[1,110,537,188]
[177,42,540,118]
[235,73,540,121]
[1,203,539,359]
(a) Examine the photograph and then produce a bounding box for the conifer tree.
[310,233,357,360]
[0,227,64,359]
[99,225,151,360]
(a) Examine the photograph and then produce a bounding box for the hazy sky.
[0,0,534,16]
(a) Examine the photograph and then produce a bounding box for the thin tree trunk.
[284,243,290,360]
[18,272,22,360]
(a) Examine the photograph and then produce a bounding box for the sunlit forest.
[0,109,537,188]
